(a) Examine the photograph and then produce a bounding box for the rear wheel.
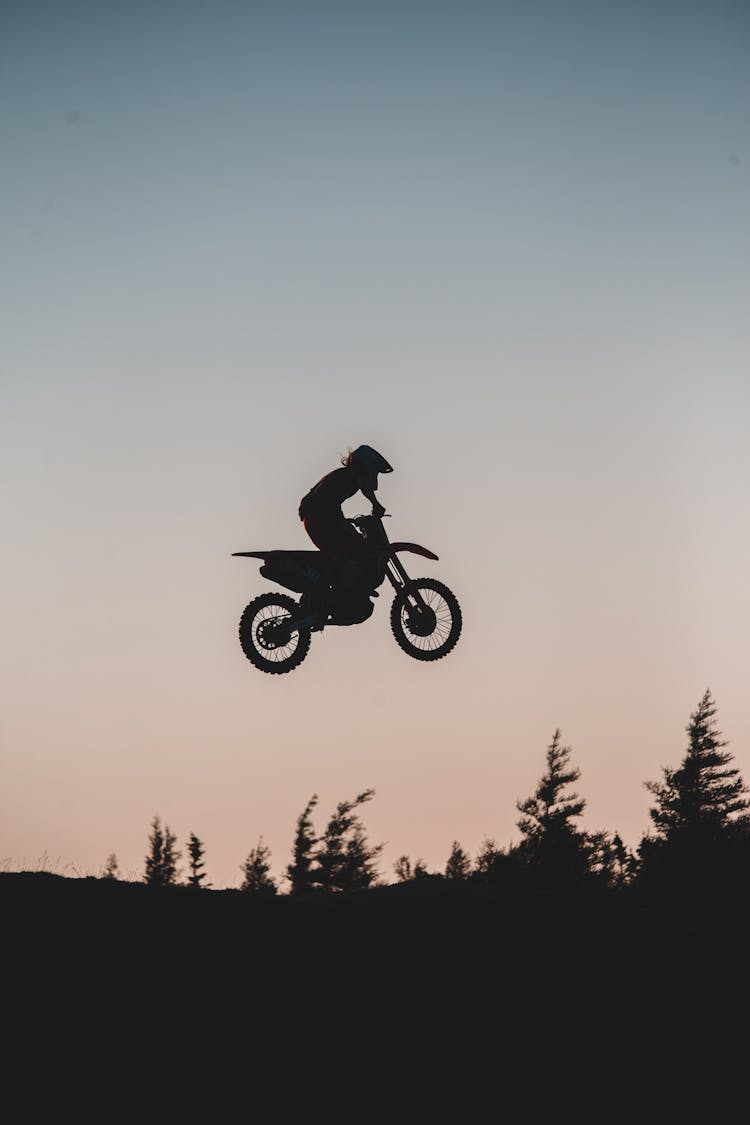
[391,579,462,661]
[239,593,311,674]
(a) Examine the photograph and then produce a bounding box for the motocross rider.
[299,445,393,622]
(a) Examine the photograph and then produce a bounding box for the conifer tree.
[394,855,413,882]
[393,855,429,882]
[241,837,277,895]
[186,833,208,889]
[144,816,165,886]
[516,730,588,881]
[161,824,181,886]
[473,838,500,878]
[286,795,319,894]
[645,690,749,843]
[340,820,382,892]
[445,841,471,880]
[316,789,383,892]
[585,831,635,888]
[610,832,633,884]
[640,691,750,894]
[144,816,181,887]
[102,853,119,880]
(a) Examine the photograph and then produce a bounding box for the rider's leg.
[302,512,372,616]
[331,558,374,622]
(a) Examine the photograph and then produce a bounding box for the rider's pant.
[301,511,376,609]
[302,511,364,555]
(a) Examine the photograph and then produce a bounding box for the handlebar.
[349,513,390,524]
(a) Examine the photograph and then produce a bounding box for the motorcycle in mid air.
[233,513,462,674]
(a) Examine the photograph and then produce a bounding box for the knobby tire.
[239,592,311,674]
[390,578,462,662]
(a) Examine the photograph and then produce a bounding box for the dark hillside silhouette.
[4,871,750,1124]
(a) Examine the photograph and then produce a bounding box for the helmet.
[349,445,393,477]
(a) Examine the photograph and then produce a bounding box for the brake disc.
[256,616,292,649]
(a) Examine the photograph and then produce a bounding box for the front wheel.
[390,579,462,662]
[239,593,311,674]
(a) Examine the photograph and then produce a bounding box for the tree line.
[103,689,750,904]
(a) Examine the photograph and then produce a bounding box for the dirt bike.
[232,513,462,674]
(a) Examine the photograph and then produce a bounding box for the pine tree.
[144,816,181,887]
[316,789,383,892]
[394,855,413,882]
[640,691,750,896]
[393,856,430,883]
[340,821,382,892]
[186,833,209,889]
[144,816,165,886]
[584,831,635,888]
[473,837,500,878]
[611,832,638,887]
[161,824,181,886]
[645,690,749,843]
[102,853,119,880]
[516,730,588,883]
[286,795,319,894]
[240,837,277,895]
[445,841,471,880]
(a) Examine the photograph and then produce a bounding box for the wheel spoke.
[401,593,451,649]
[392,580,461,662]
[239,593,311,674]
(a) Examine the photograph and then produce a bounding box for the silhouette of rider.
[299,446,393,621]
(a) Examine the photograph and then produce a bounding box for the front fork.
[385,557,429,612]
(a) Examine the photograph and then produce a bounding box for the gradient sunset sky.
[2,0,748,886]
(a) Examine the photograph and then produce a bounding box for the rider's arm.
[360,484,386,519]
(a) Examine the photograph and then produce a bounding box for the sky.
[2,0,748,886]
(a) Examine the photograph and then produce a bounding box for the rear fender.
[232,550,331,594]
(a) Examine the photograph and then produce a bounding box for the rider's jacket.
[298,467,359,521]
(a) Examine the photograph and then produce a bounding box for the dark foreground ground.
[3,873,748,1124]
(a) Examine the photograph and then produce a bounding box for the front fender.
[389,542,439,561]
